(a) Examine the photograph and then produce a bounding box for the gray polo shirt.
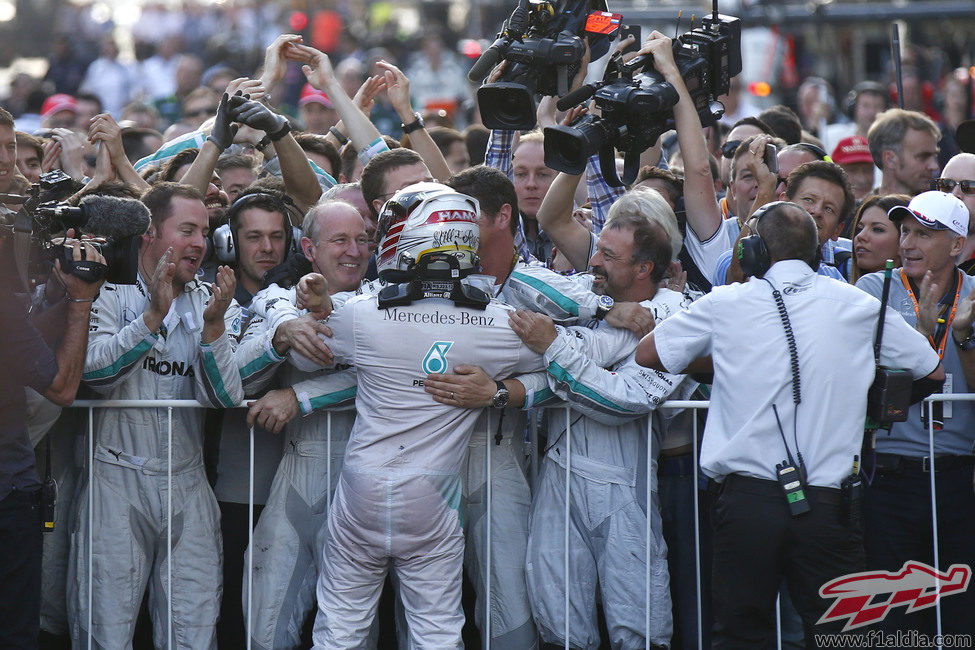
[856,268,975,457]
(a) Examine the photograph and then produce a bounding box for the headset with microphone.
[211,191,301,264]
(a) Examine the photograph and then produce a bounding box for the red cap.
[831,135,873,166]
[298,84,334,109]
[41,93,78,120]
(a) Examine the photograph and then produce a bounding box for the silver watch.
[595,294,614,320]
[491,380,510,408]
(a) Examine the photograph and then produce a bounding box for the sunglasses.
[721,140,741,159]
[934,178,975,195]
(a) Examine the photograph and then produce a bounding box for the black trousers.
[217,500,265,650]
[0,488,42,650]
[711,475,864,650]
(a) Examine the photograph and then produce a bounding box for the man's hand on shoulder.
[509,310,557,354]
[272,314,333,366]
[296,272,332,319]
[605,302,654,338]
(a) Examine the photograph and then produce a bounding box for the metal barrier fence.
[62,393,965,649]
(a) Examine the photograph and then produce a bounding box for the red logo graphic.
[424,209,478,225]
[818,561,971,631]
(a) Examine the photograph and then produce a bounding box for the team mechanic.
[233,199,370,650]
[636,202,943,647]
[69,183,243,649]
[431,188,691,649]
[517,193,692,650]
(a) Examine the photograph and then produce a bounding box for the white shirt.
[653,260,939,488]
[684,216,741,286]
[80,57,134,117]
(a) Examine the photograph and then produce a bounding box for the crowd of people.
[1,14,974,650]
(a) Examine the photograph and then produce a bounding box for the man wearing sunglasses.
[718,117,774,188]
[939,153,975,272]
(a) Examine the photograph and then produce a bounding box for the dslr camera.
[544,9,741,186]
[0,170,146,290]
[469,0,619,131]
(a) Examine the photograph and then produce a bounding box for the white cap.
[888,191,969,238]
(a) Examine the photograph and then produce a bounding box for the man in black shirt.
[0,237,103,648]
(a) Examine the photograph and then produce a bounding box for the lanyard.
[900,269,961,360]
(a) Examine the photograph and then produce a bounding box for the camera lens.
[477,84,538,131]
[543,120,605,175]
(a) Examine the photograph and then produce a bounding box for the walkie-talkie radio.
[866,260,913,425]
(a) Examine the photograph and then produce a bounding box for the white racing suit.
[458,263,634,649]
[254,266,615,649]
[234,307,360,650]
[527,287,696,650]
[293,291,546,649]
[69,277,243,649]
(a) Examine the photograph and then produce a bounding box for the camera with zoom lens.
[544,10,741,187]
[0,171,147,290]
[470,0,619,131]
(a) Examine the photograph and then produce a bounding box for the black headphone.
[792,142,831,162]
[212,191,299,263]
[844,81,890,120]
[736,201,790,278]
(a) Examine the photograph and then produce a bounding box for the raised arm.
[179,91,242,194]
[377,61,451,182]
[84,114,151,191]
[536,106,595,271]
[639,32,721,241]
[288,43,384,156]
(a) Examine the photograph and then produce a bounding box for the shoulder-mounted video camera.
[0,170,148,291]
[544,7,741,186]
[469,0,619,131]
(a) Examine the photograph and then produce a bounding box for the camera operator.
[636,202,943,646]
[0,231,103,648]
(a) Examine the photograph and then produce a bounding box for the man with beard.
[70,182,243,648]
[508,190,688,649]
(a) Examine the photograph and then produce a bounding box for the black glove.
[231,99,292,142]
[206,92,245,150]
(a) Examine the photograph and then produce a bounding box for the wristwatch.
[329,126,349,146]
[401,113,425,134]
[491,380,510,408]
[594,294,614,320]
